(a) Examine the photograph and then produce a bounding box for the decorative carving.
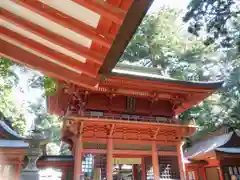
[107,124,115,137]
[106,88,116,112]
[126,96,136,113]
[150,91,160,102]
[169,95,186,111]
[148,91,162,115]
[63,83,89,116]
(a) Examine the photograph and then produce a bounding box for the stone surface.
[20,129,50,180]
[20,171,40,180]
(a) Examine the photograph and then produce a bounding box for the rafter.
[0,27,99,78]
[1,9,105,66]
[0,39,98,89]
[71,0,126,24]
[12,0,113,48]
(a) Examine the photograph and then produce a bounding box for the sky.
[11,0,190,129]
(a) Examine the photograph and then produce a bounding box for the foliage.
[0,57,26,134]
[26,70,67,154]
[179,49,240,131]
[28,74,57,96]
[183,0,240,133]
[0,57,18,85]
[184,0,240,51]
[122,7,240,132]
[122,8,183,71]
[0,57,64,153]
[27,98,71,155]
[121,7,217,81]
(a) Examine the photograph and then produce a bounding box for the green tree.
[184,0,240,51]
[0,57,26,134]
[121,7,217,81]
[28,74,57,96]
[0,57,65,153]
[27,96,70,155]
[183,0,240,131]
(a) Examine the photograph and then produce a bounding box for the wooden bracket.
[154,127,160,139]
[108,124,115,137]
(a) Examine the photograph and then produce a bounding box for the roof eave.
[109,72,224,89]
[99,0,154,74]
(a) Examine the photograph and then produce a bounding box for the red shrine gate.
[47,71,222,180]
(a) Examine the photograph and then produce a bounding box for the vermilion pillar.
[152,141,160,180]
[141,157,146,180]
[132,164,138,180]
[201,167,207,180]
[177,142,185,180]
[107,138,113,180]
[218,167,224,180]
[14,163,21,180]
[73,134,83,180]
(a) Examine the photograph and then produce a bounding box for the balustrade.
[68,111,181,124]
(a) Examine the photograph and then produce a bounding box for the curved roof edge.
[216,147,240,154]
[0,120,22,140]
[111,65,224,89]
[0,139,28,148]
[184,131,235,159]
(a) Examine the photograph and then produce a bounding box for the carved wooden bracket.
[154,127,160,139]
[106,88,117,112]
[107,124,115,137]
[150,91,159,102]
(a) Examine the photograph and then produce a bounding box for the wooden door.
[205,167,220,180]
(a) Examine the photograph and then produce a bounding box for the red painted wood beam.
[71,0,126,24]
[1,9,105,66]
[12,0,113,48]
[0,39,98,89]
[0,27,98,78]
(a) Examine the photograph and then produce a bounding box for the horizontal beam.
[0,39,98,89]
[0,27,98,77]
[37,161,73,168]
[82,149,177,156]
[71,0,126,24]
[68,116,196,129]
[83,149,106,154]
[12,0,113,48]
[1,9,105,66]
[81,137,179,146]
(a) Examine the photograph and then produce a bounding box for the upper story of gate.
[47,64,223,122]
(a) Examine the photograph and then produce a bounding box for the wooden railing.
[73,111,180,124]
